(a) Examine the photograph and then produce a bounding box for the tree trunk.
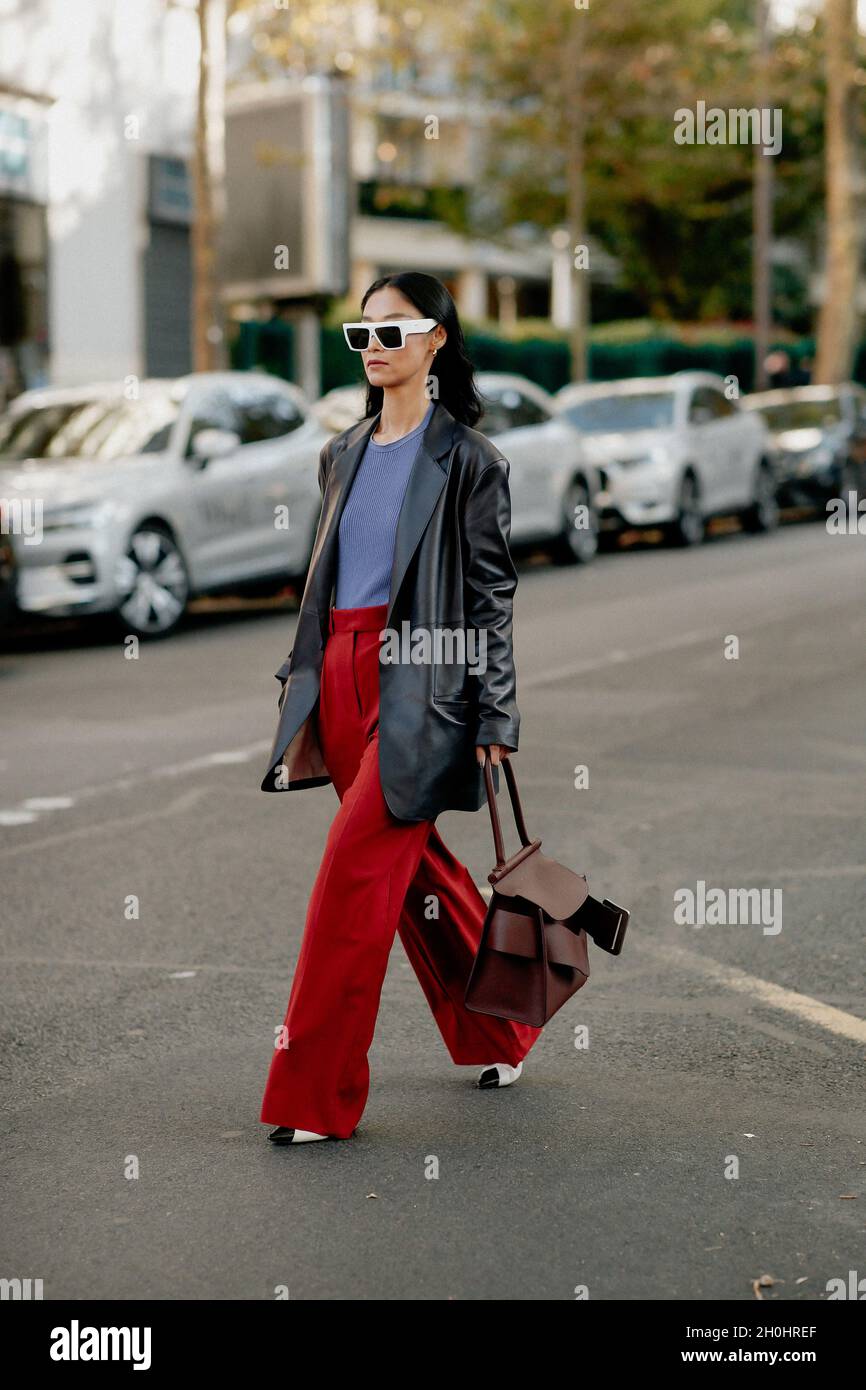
[752,0,773,391]
[564,5,588,382]
[192,0,226,372]
[813,0,863,384]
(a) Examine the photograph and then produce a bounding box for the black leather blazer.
[260,398,519,821]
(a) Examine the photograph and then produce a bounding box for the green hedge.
[230,319,294,377]
[231,319,857,397]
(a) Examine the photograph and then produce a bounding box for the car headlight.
[41,500,118,532]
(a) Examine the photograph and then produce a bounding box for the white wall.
[0,0,198,386]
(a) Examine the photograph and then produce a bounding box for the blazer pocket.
[433,661,474,707]
[432,698,470,726]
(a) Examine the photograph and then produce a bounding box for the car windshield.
[0,395,179,461]
[561,391,676,433]
[749,398,843,431]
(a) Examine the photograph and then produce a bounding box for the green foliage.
[459,0,833,325]
[231,316,862,398]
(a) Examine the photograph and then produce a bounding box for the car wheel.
[665,472,705,547]
[741,461,780,533]
[841,462,860,513]
[0,535,17,625]
[114,525,190,638]
[551,478,599,565]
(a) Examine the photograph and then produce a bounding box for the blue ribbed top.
[334,400,434,609]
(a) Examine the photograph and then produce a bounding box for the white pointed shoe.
[477,1060,523,1089]
[268,1126,330,1144]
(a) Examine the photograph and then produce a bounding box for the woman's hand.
[476,744,511,767]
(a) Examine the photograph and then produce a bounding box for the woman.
[259,271,542,1144]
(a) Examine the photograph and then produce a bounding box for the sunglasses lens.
[373,325,403,349]
[345,327,370,350]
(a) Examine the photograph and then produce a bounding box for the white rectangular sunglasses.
[342,318,437,351]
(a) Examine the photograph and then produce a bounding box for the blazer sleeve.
[461,457,520,752]
[274,439,332,700]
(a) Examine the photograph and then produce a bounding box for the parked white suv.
[0,373,330,636]
[556,372,777,546]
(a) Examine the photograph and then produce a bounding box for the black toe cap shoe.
[267,1126,296,1144]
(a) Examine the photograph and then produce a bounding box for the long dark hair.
[359,272,483,427]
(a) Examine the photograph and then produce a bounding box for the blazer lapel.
[305,413,379,640]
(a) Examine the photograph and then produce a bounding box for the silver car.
[556,372,777,546]
[0,372,330,637]
[742,384,866,509]
[316,372,603,564]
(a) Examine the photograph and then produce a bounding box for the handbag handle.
[482,752,533,868]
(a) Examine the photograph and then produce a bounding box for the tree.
[813,0,864,382]
[192,0,227,372]
[462,0,833,330]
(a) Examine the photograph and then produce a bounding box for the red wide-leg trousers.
[260,603,542,1138]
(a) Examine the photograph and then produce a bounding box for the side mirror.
[190,428,241,466]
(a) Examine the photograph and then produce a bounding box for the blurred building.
[0,0,602,406]
[225,1,590,334]
[0,0,198,403]
[347,69,552,324]
[0,79,50,405]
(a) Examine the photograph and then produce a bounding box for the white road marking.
[0,743,269,828]
[2,939,864,1054]
[154,745,268,778]
[0,599,836,824]
[650,943,866,1046]
[0,786,211,857]
[520,628,713,690]
[2,595,860,822]
[519,591,865,691]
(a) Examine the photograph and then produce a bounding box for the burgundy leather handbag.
[464,755,630,1027]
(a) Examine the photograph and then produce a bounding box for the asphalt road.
[1,516,864,1301]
